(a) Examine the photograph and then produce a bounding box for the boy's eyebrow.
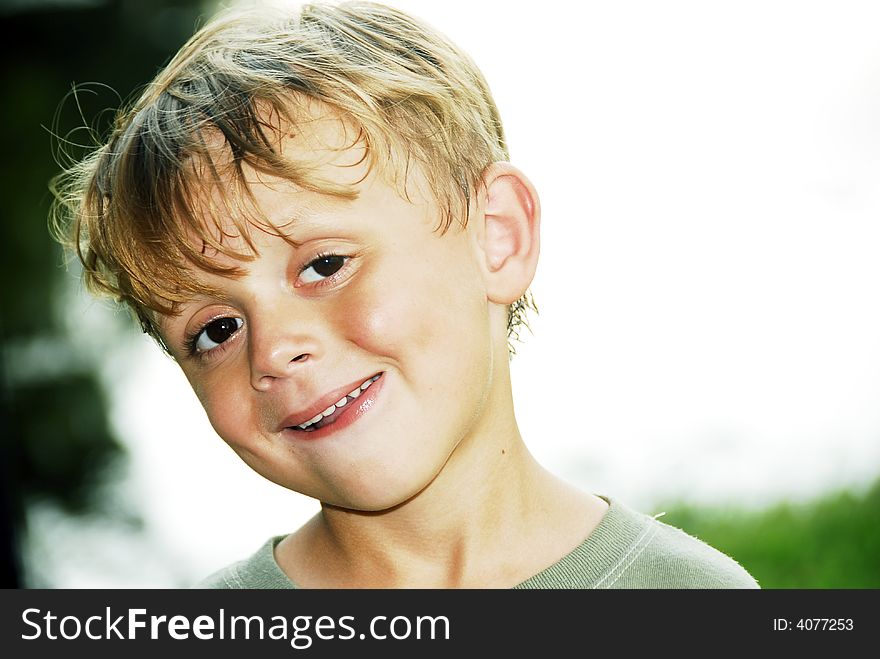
[258,214,314,245]
[171,285,240,312]
[264,200,348,236]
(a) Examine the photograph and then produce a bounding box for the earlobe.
[478,163,541,304]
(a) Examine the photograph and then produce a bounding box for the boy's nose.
[249,326,320,391]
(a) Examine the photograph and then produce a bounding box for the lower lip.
[285,373,385,441]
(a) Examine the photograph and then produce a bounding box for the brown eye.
[301,255,347,283]
[195,317,243,352]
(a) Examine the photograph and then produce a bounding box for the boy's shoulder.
[633,511,760,589]
[515,496,760,589]
[193,536,295,589]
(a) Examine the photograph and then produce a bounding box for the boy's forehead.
[197,98,372,194]
[184,106,359,240]
[196,102,436,222]
[181,99,436,256]
[274,98,372,184]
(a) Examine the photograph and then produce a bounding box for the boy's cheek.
[341,277,488,396]
[180,365,219,408]
[340,287,416,355]
[199,387,260,450]
[342,270,456,357]
[179,366,246,438]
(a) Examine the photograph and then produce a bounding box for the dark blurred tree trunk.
[0,0,207,587]
[1,336,22,588]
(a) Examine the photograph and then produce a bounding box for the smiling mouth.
[290,374,382,432]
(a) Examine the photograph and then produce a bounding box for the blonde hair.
[51,1,534,347]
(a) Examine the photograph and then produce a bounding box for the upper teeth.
[296,375,380,430]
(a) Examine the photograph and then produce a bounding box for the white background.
[30,0,880,587]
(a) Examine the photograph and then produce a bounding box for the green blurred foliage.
[661,478,880,588]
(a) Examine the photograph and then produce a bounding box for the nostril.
[252,351,311,391]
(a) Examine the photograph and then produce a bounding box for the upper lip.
[276,373,382,431]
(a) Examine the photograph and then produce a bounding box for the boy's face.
[159,113,498,511]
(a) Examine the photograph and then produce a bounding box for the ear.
[475,162,541,304]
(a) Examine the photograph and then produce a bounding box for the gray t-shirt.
[194,497,759,589]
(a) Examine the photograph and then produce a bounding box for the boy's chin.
[309,467,442,514]
[317,482,427,514]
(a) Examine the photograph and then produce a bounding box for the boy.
[52,1,758,588]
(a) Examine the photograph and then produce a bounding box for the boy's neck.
[275,418,606,588]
